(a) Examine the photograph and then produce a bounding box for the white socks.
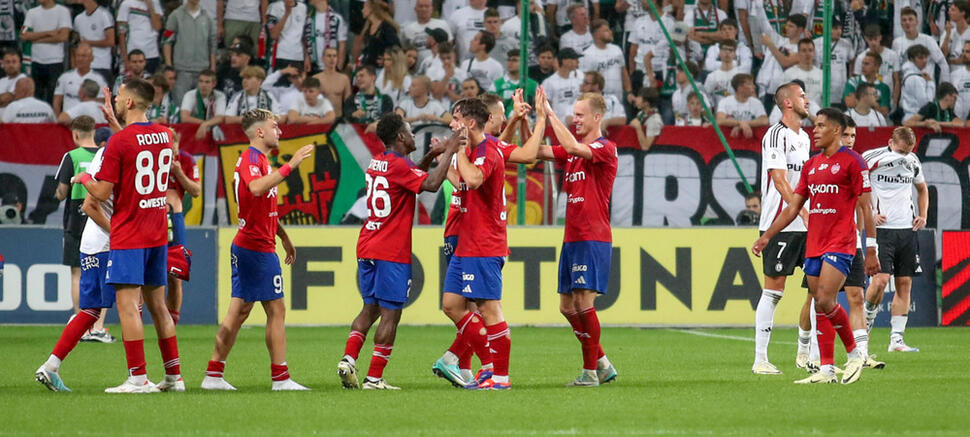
[343,355,356,366]
[597,355,612,369]
[754,289,783,363]
[45,355,62,372]
[442,351,459,366]
[853,329,868,358]
[890,315,908,339]
[809,302,819,362]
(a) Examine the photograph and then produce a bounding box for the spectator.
[164,0,218,101]
[356,0,400,68]
[676,91,710,126]
[893,7,950,84]
[630,87,663,151]
[686,0,727,49]
[376,46,413,108]
[459,77,485,99]
[484,9,510,63]
[287,77,336,124]
[266,0,308,71]
[735,191,761,225]
[218,0,266,49]
[628,7,671,93]
[225,66,282,123]
[0,49,25,108]
[113,49,150,94]
[942,0,970,65]
[117,0,164,75]
[812,17,852,101]
[450,0,487,61]
[426,43,466,104]
[263,64,306,109]
[148,72,181,123]
[703,19,752,74]
[616,0,647,52]
[582,18,631,104]
[311,47,352,118]
[395,75,450,126]
[703,41,740,107]
[542,47,583,121]
[53,43,108,116]
[343,65,393,132]
[782,38,823,104]
[417,28,449,74]
[492,50,539,110]
[715,73,768,139]
[905,82,964,132]
[217,41,253,98]
[671,61,709,123]
[402,0,451,68]
[951,40,970,119]
[180,70,226,139]
[21,0,71,104]
[391,0,418,25]
[844,51,892,115]
[306,0,349,73]
[578,70,626,127]
[853,24,901,107]
[163,66,178,93]
[57,80,107,125]
[73,0,115,84]
[560,4,593,54]
[441,0,465,21]
[901,44,936,123]
[547,0,599,34]
[847,83,888,127]
[1,78,55,123]
[755,12,803,111]
[458,31,504,90]
[497,1,550,67]
[529,44,557,84]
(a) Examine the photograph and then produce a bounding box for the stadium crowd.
[1,0,969,141]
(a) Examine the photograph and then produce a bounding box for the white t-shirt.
[441,0,469,22]
[280,88,303,112]
[603,94,626,120]
[65,101,108,124]
[579,43,626,101]
[703,66,739,106]
[23,4,72,65]
[704,43,753,74]
[458,57,504,91]
[448,6,486,61]
[74,7,115,70]
[892,33,950,83]
[863,146,926,229]
[267,1,309,62]
[560,29,593,54]
[117,0,161,58]
[671,84,711,120]
[396,97,448,126]
[847,107,887,127]
[541,70,583,121]
[628,15,673,73]
[308,6,349,68]
[226,91,282,116]
[853,47,902,98]
[812,37,853,100]
[756,33,798,97]
[376,72,413,108]
[944,25,970,61]
[402,19,452,67]
[292,94,335,118]
[0,73,26,98]
[782,65,824,103]
[54,70,109,112]
[392,0,418,26]
[716,95,766,121]
[950,66,970,119]
[1,97,56,123]
[181,88,227,119]
[225,0,262,22]
[759,121,810,232]
[80,147,112,255]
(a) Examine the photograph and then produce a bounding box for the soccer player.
[80,80,183,393]
[201,109,313,391]
[752,82,812,375]
[337,113,460,390]
[534,87,619,387]
[862,127,928,353]
[165,128,201,325]
[35,118,114,392]
[753,108,880,384]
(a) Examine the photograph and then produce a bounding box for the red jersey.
[443,136,515,238]
[455,137,508,257]
[95,122,173,249]
[551,137,617,243]
[169,150,199,199]
[794,146,871,257]
[357,150,429,263]
[233,147,279,253]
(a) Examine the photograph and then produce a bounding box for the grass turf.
[1,325,967,436]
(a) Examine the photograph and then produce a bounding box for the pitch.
[4,325,967,435]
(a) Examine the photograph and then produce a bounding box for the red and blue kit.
[231,147,283,302]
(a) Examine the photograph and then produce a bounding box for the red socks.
[815,312,835,365]
[824,304,857,354]
[344,330,366,360]
[271,363,290,381]
[52,309,99,359]
[123,339,147,376]
[580,308,602,371]
[206,360,226,378]
[456,311,491,366]
[458,343,474,370]
[367,344,393,379]
[158,336,181,375]
[485,322,510,377]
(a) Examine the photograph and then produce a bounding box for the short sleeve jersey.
[444,136,516,238]
[80,147,113,255]
[862,146,925,229]
[169,150,199,199]
[94,122,174,250]
[794,147,872,257]
[454,138,509,257]
[551,138,618,243]
[759,122,811,232]
[357,151,429,263]
[233,147,279,253]
[117,0,161,58]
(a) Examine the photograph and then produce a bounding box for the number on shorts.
[776,241,787,259]
[273,275,283,294]
[134,149,173,195]
[365,174,391,218]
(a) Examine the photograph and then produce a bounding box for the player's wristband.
[866,237,878,248]
[278,164,292,178]
[77,173,93,185]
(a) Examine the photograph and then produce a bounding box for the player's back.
[558,137,617,243]
[95,122,173,250]
[233,147,279,253]
[456,138,508,258]
[357,150,428,263]
[862,146,924,229]
[759,122,810,232]
[797,146,871,257]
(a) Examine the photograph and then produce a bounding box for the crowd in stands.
[1,0,969,145]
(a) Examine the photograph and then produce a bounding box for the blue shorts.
[106,245,168,286]
[79,252,115,309]
[358,259,411,310]
[804,253,854,278]
[558,241,612,294]
[443,255,505,300]
[231,244,284,303]
[168,211,186,246]
[443,236,458,266]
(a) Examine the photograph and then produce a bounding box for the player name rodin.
[135,131,171,146]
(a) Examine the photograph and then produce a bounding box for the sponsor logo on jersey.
[462,273,475,281]
[572,264,588,272]
[818,164,829,171]
[139,196,167,208]
[81,255,100,270]
[788,163,802,171]
[565,171,586,182]
[808,184,839,195]
[875,174,913,184]
[567,195,585,204]
[809,202,837,215]
[365,221,383,230]
[462,284,473,294]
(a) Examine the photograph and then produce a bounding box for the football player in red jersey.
[754,108,880,385]
[164,128,201,325]
[201,109,313,391]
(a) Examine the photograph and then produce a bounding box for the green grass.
[1,325,967,436]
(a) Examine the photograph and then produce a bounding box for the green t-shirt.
[55,146,98,233]
[492,75,538,116]
[843,75,892,109]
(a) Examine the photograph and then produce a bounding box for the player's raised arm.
[249,144,313,196]
[545,96,593,160]
[508,88,545,164]
[753,193,808,256]
[420,131,463,193]
[99,86,123,132]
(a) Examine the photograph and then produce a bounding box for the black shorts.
[761,231,807,277]
[349,0,364,34]
[877,228,920,277]
[62,231,81,267]
[800,249,865,289]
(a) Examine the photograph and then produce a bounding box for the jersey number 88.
[134,148,173,195]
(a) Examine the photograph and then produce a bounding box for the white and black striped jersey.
[759,121,811,232]
[862,146,925,229]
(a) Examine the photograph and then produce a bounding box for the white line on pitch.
[668,329,798,346]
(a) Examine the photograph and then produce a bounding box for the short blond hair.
[241,108,279,138]
[577,93,606,116]
[240,65,267,80]
[891,126,916,146]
